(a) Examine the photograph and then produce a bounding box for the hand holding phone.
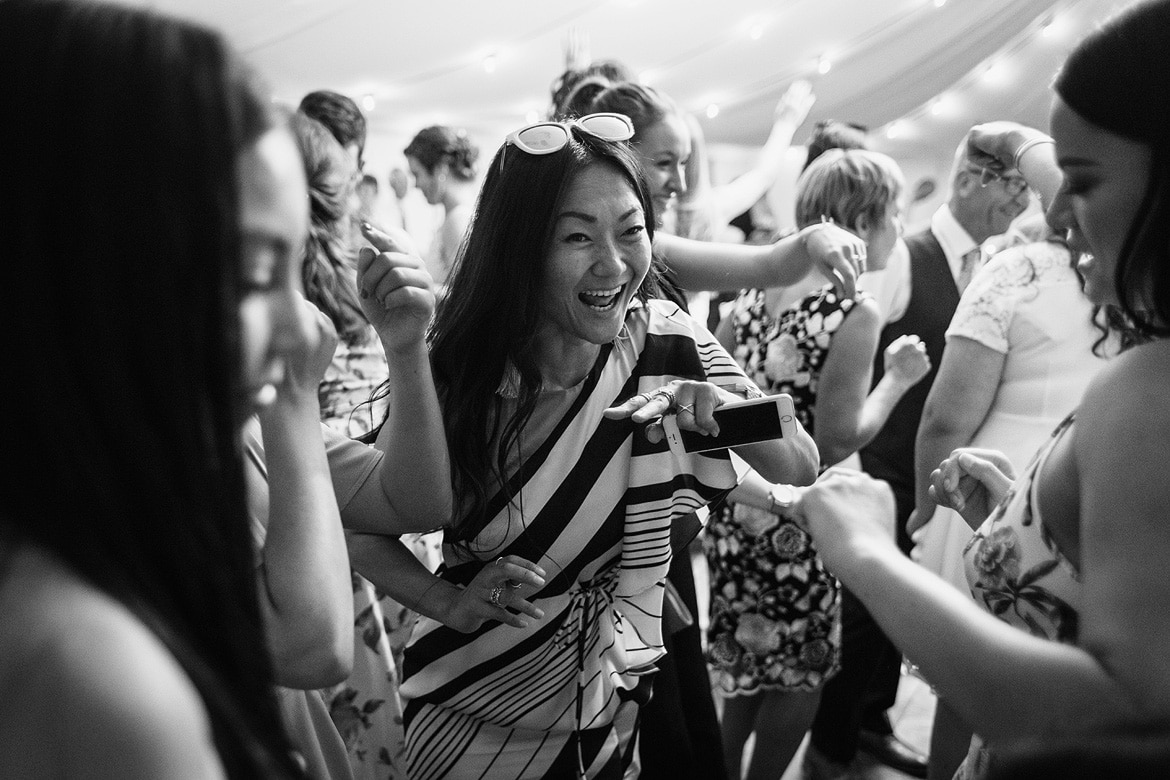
[662,394,798,456]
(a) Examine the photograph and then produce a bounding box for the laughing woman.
[347,115,818,778]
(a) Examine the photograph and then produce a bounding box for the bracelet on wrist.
[1012,137,1055,170]
[729,382,765,400]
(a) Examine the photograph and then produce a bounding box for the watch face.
[772,484,797,509]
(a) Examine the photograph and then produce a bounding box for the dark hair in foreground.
[0,1,299,776]
[299,88,367,162]
[427,131,659,538]
[1054,0,1170,339]
[291,111,371,345]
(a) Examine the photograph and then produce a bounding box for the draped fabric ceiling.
[125,0,1130,217]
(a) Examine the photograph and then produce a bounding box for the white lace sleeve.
[945,248,1040,354]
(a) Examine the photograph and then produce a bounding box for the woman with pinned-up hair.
[405,125,481,288]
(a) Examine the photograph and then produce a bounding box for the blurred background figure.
[403,125,480,291]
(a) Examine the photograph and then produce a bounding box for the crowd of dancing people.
[3,0,1170,778]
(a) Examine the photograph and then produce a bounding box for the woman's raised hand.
[929,447,1016,529]
[966,121,1051,173]
[883,334,931,388]
[775,79,816,126]
[445,555,547,634]
[603,379,744,443]
[797,221,868,299]
[357,223,436,353]
[274,295,338,400]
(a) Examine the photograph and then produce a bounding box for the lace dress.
[916,241,1107,591]
[705,286,862,695]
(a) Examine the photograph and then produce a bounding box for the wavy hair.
[291,111,370,345]
[0,1,300,776]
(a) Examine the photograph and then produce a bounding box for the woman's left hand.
[794,468,898,576]
[358,223,436,353]
[603,379,742,443]
[271,295,338,401]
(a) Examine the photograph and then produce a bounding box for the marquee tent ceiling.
[125,0,1130,167]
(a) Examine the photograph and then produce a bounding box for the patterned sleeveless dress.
[705,285,864,695]
[955,414,1082,779]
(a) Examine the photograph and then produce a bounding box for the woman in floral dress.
[706,150,931,779]
[797,4,1170,777]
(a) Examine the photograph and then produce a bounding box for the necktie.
[957,247,981,294]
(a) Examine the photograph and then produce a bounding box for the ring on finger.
[508,579,523,590]
[495,556,505,567]
[650,388,677,410]
[489,584,505,607]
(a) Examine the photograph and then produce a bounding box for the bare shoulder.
[1075,342,1170,507]
[1077,341,1170,451]
[0,548,224,778]
[828,294,881,346]
[1074,340,1170,714]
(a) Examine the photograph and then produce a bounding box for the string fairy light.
[872,0,1089,148]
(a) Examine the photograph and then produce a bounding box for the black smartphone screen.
[678,401,789,453]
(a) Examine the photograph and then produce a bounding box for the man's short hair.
[298,90,367,161]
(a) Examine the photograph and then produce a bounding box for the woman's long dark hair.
[1054,0,1170,339]
[0,1,300,776]
[428,130,659,539]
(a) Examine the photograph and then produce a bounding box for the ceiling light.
[817,55,832,75]
[982,60,1010,86]
[1040,14,1065,39]
[706,103,720,119]
[361,94,375,113]
[929,93,953,117]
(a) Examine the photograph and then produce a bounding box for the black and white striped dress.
[400,300,753,779]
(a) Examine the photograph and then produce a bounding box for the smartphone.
[662,393,798,456]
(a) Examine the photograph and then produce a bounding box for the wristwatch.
[768,484,799,515]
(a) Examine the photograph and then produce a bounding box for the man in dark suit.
[805,133,1031,779]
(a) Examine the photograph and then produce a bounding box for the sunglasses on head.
[499,112,635,172]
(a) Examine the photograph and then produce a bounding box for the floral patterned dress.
[705,286,862,695]
[956,414,1082,779]
[319,328,442,780]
